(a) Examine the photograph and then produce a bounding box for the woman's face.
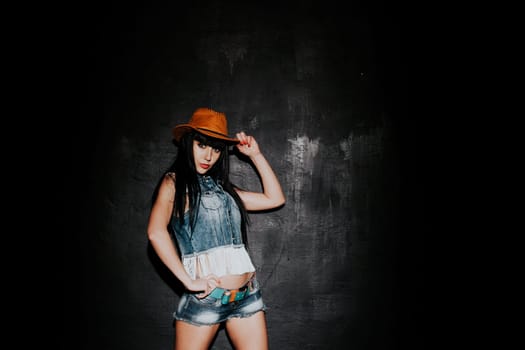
[193,139,221,174]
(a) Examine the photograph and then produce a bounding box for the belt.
[209,279,254,305]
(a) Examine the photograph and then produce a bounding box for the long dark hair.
[167,130,250,244]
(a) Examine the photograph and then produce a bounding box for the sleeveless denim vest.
[170,175,243,257]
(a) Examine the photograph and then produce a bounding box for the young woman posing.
[147,107,285,349]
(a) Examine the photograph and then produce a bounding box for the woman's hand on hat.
[236,132,261,157]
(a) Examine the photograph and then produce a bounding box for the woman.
[147,107,285,349]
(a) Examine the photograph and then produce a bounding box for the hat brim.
[172,125,240,144]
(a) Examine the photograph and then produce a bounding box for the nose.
[204,147,212,161]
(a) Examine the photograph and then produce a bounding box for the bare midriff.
[217,271,255,289]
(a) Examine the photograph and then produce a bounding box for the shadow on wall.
[146,243,185,297]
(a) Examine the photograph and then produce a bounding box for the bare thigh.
[225,311,268,350]
[174,320,220,350]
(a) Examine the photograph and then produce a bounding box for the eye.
[213,148,221,153]
[197,142,207,149]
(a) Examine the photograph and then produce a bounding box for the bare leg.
[225,311,268,350]
[174,320,220,350]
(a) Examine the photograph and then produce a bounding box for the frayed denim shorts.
[174,276,266,326]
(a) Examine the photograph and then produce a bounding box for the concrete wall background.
[63,1,420,349]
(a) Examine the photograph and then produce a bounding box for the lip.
[200,163,210,169]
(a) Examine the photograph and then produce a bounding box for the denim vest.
[171,175,243,257]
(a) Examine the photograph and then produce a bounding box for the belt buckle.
[228,290,238,303]
[219,281,251,305]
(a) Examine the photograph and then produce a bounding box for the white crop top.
[182,244,256,280]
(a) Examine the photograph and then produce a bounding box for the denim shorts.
[174,277,266,326]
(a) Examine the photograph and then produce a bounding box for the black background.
[57,1,421,349]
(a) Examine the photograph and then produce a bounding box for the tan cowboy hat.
[172,107,239,143]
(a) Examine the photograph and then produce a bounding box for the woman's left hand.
[236,132,261,157]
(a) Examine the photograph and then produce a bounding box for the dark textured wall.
[64,1,419,349]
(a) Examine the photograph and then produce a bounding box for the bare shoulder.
[165,172,176,183]
[158,172,176,201]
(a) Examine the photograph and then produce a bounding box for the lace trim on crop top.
[182,244,255,280]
